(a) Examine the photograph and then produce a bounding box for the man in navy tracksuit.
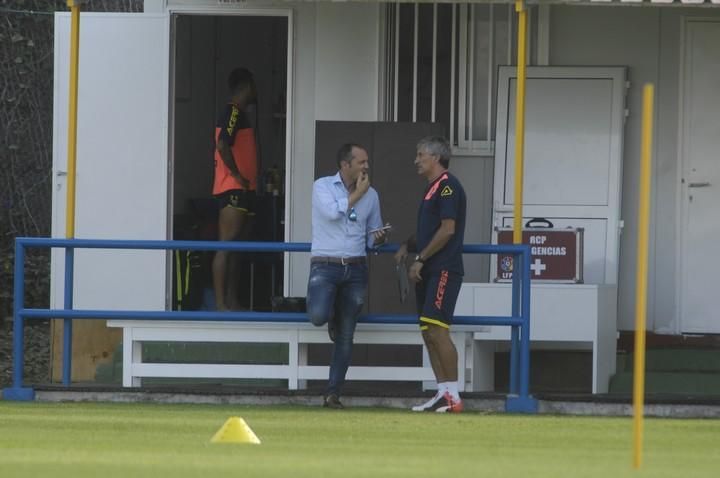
[395,136,467,413]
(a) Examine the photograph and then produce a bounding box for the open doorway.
[170,13,290,312]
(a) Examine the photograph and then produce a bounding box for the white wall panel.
[52,13,170,311]
[315,3,379,121]
[550,5,720,333]
[550,6,658,331]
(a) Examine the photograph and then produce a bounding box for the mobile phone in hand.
[369,224,393,234]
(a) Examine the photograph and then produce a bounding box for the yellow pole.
[632,83,654,470]
[54,0,83,384]
[513,0,528,245]
[65,0,82,239]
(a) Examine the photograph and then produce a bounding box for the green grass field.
[0,402,718,477]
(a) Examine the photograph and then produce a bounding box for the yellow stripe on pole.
[65,1,81,239]
[632,83,654,470]
[513,0,527,245]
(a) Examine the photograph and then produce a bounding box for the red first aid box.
[494,227,584,283]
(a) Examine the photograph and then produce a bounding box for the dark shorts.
[415,269,462,329]
[216,189,256,214]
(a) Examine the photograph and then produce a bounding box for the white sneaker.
[411,392,443,412]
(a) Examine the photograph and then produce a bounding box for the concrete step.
[619,348,720,373]
[609,371,720,396]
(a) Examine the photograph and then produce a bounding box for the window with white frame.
[381,3,538,156]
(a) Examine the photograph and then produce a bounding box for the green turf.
[0,402,718,477]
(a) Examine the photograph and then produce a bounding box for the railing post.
[3,239,35,400]
[63,247,75,386]
[520,247,532,398]
[12,240,26,388]
[510,254,520,394]
[505,246,538,413]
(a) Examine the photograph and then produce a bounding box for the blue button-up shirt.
[311,172,384,258]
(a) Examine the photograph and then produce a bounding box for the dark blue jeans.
[306,261,368,397]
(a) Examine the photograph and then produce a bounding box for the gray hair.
[417,136,451,168]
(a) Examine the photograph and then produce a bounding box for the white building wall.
[550,5,720,332]
[314,3,379,121]
[151,1,720,333]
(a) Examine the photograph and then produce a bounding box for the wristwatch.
[414,254,425,264]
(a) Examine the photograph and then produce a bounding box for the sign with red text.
[495,228,584,283]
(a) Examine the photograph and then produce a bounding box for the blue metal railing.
[3,237,537,412]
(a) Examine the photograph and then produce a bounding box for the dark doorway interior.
[171,14,289,311]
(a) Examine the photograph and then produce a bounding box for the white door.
[493,67,627,285]
[680,20,720,334]
[51,13,170,311]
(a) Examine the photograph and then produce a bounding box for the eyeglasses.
[348,207,357,222]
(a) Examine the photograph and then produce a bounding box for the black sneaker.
[323,394,344,409]
[411,391,463,413]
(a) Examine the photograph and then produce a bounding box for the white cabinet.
[458,283,617,393]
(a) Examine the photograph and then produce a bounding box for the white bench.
[107,320,485,391]
[457,283,618,393]
[108,284,614,394]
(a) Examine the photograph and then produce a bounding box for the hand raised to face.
[355,172,370,195]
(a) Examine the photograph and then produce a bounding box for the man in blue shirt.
[308,143,387,409]
[395,136,467,413]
